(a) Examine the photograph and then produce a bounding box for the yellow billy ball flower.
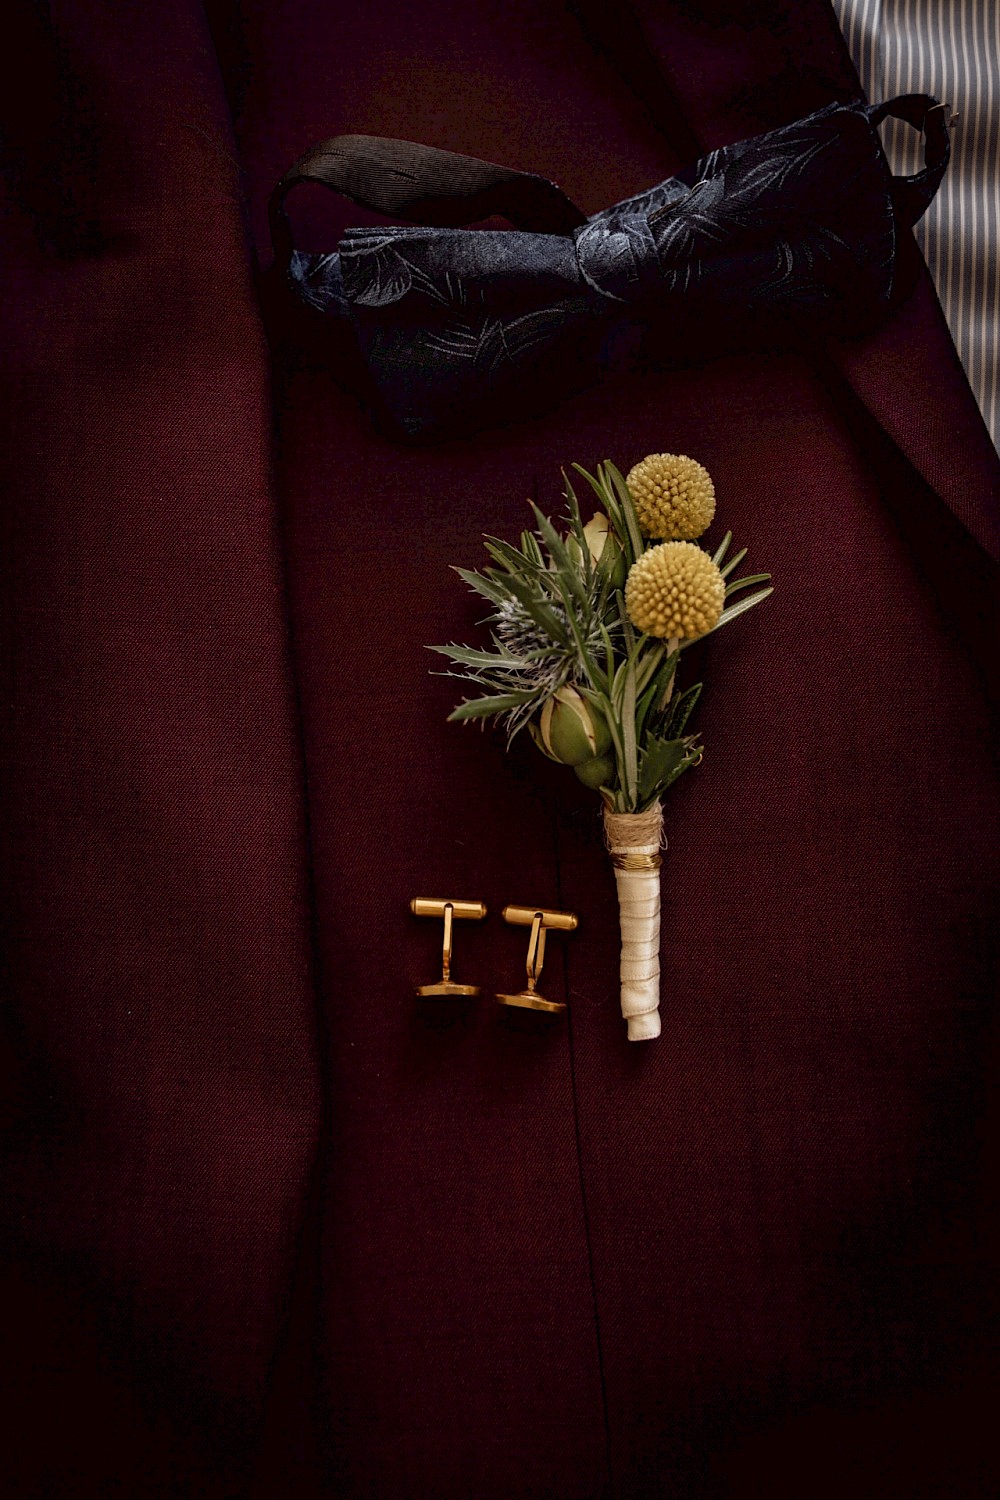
[626,453,716,539]
[625,542,726,640]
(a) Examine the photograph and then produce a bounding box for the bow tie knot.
[575,213,661,304]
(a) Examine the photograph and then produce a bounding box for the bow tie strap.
[269,134,587,270]
[867,93,953,226]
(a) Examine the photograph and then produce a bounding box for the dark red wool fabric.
[2,2,998,1496]
[1,2,321,1492]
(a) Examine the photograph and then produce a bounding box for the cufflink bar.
[496,905,578,1014]
[410,898,486,997]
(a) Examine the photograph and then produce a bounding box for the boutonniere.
[432,454,772,1040]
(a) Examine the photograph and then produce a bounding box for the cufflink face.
[496,905,578,1014]
[410,898,486,997]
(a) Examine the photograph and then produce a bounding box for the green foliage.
[638,735,698,804]
[432,461,772,811]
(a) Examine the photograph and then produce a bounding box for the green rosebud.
[582,512,611,562]
[527,719,559,762]
[539,686,612,767]
[583,512,627,589]
[574,754,614,789]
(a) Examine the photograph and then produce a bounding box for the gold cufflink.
[496,905,578,1014]
[410,898,487,997]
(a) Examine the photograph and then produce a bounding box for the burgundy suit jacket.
[2,2,998,1495]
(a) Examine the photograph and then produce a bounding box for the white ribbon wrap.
[604,805,664,1042]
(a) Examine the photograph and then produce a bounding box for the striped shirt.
[831,0,1000,447]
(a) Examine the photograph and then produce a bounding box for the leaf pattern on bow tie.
[339,235,414,306]
[713,130,835,197]
[288,96,907,432]
[589,175,688,225]
[421,304,573,372]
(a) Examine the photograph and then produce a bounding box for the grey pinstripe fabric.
[831,0,1000,446]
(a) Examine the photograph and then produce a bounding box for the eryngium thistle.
[493,598,567,663]
[625,542,726,640]
[441,584,617,740]
[493,595,611,683]
[626,453,716,540]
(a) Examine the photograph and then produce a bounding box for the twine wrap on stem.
[603,804,664,1041]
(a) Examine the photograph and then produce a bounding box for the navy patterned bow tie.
[270,94,950,438]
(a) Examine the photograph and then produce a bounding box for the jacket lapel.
[605,0,1000,559]
[825,257,1000,559]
